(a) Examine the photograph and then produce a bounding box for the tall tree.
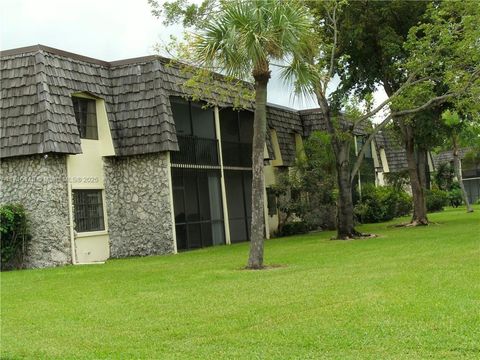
[152,0,314,268]
[441,110,477,213]
[323,0,480,226]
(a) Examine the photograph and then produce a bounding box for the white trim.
[263,184,270,240]
[354,135,362,197]
[167,152,178,254]
[75,230,109,238]
[463,177,480,181]
[215,106,231,245]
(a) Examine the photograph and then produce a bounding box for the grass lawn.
[1,206,479,359]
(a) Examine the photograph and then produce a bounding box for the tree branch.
[352,74,434,128]
[324,1,338,94]
[350,113,393,183]
[350,90,457,183]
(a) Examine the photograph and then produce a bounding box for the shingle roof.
[1,45,257,158]
[1,50,83,157]
[299,108,371,138]
[266,104,303,166]
[374,130,407,173]
[433,148,473,169]
[1,44,405,171]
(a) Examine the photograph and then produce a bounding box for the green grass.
[1,206,479,359]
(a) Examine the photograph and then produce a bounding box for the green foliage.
[271,131,337,234]
[0,204,30,271]
[354,185,412,224]
[192,0,314,80]
[384,170,410,191]
[434,162,455,191]
[426,188,449,213]
[447,184,463,208]
[276,221,310,237]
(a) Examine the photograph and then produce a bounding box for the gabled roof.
[374,130,407,173]
[0,45,257,158]
[433,148,473,168]
[267,104,303,166]
[1,44,397,170]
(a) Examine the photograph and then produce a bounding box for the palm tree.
[193,0,313,269]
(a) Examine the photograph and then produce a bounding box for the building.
[1,45,395,268]
[434,148,480,204]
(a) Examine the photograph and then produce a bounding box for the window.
[219,108,254,167]
[72,97,98,139]
[170,97,218,165]
[266,188,277,217]
[73,190,105,232]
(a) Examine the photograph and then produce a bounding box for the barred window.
[72,97,98,139]
[73,190,105,232]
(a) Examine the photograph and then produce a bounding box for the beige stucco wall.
[66,95,115,263]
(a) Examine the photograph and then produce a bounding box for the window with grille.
[72,97,98,139]
[73,190,105,232]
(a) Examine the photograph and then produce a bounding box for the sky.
[0,0,386,112]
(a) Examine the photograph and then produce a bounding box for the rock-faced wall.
[104,153,175,258]
[0,154,71,268]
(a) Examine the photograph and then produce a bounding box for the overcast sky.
[1,0,386,112]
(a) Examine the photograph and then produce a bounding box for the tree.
[297,1,429,237]
[321,0,479,226]
[152,0,314,268]
[441,110,476,212]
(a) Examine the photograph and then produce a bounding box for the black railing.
[221,141,252,167]
[172,136,219,166]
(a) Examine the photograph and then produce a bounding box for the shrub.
[0,204,30,271]
[447,183,463,208]
[354,185,412,224]
[277,221,310,237]
[426,188,449,212]
[395,190,413,217]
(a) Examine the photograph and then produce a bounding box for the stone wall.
[104,153,175,258]
[0,154,71,268]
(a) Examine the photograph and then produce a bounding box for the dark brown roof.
[374,130,407,173]
[1,45,256,158]
[299,108,371,138]
[267,104,303,166]
[1,46,180,157]
[433,148,473,168]
[1,45,401,168]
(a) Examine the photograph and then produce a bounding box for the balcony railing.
[172,136,219,166]
[221,141,252,167]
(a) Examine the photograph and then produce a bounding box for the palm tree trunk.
[247,72,269,269]
[452,135,473,212]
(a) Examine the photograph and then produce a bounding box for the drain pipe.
[67,182,77,264]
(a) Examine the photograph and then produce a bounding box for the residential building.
[1,45,398,268]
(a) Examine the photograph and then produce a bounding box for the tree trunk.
[417,146,429,190]
[314,90,363,239]
[402,122,428,225]
[452,135,473,212]
[247,71,270,269]
[336,145,362,239]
